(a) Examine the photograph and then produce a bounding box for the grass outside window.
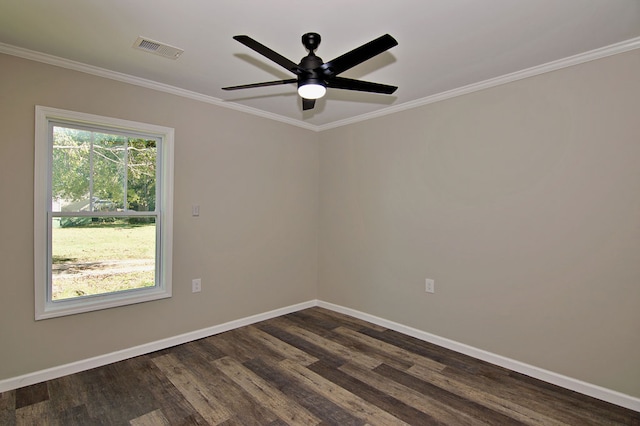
[51,221,156,300]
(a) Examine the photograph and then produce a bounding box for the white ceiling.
[1,1,639,129]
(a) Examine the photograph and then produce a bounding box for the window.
[34,106,174,320]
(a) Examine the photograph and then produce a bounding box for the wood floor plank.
[297,307,389,332]
[171,342,281,426]
[284,310,344,336]
[499,368,640,425]
[439,363,634,425]
[327,331,416,371]
[44,375,102,426]
[73,357,160,424]
[308,360,441,425]
[340,362,500,426]
[15,400,52,426]
[0,390,16,426]
[505,370,640,425]
[52,404,97,425]
[190,337,228,362]
[168,339,226,365]
[44,375,86,417]
[227,326,294,363]
[273,318,382,370]
[244,357,366,426]
[152,353,233,424]
[123,355,209,425]
[335,326,446,372]
[212,356,322,425]
[256,322,350,368]
[129,409,171,426]
[404,362,567,425]
[279,358,409,426]
[205,329,263,363]
[14,382,49,410]
[244,325,319,366]
[358,327,507,376]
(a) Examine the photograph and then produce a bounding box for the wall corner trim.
[0,300,316,393]
[317,301,640,412]
[1,299,638,412]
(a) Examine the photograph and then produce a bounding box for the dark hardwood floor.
[2,307,639,425]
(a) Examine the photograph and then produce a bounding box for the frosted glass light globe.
[297,83,326,99]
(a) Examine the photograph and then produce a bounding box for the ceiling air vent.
[133,37,184,59]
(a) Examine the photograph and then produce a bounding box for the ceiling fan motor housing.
[302,32,321,52]
[299,54,325,88]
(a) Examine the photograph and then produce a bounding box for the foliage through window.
[35,107,174,319]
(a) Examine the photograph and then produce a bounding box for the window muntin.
[35,106,173,319]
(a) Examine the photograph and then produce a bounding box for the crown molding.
[0,42,318,132]
[2,36,639,133]
[316,36,640,131]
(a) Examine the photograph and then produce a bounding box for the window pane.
[93,132,126,210]
[51,217,156,301]
[127,138,157,211]
[51,128,158,213]
[52,127,91,212]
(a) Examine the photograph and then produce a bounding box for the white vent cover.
[133,37,183,59]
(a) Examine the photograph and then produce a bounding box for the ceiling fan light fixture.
[298,81,326,99]
[223,33,398,110]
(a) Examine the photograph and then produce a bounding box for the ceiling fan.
[222,33,398,111]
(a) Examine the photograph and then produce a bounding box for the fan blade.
[233,35,302,74]
[327,77,397,94]
[222,79,297,90]
[302,98,316,111]
[319,34,398,77]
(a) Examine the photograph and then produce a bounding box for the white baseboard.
[317,300,640,412]
[2,299,638,412]
[0,300,316,393]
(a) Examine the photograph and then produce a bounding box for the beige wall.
[0,54,319,379]
[2,48,639,399]
[318,49,640,397]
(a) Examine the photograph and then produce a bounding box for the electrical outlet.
[192,278,201,293]
[425,278,435,293]
[192,205,200,217]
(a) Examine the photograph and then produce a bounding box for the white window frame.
[34,106,174,320]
